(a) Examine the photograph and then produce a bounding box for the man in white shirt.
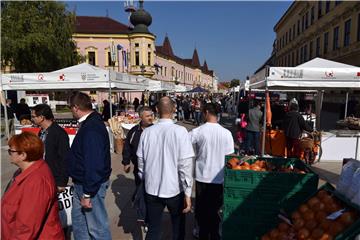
[189,103,234,240]
[137,96,194,240]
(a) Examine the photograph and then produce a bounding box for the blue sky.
[66,1,292,82]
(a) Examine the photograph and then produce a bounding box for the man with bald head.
[137,96,194,240]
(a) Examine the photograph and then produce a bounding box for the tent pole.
[3,90,10,139]
[344,91,349,119]
[315,90,324,130]
[109,69,113,118]
[261,87,268,157]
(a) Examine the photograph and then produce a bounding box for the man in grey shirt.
[245,100,263,155]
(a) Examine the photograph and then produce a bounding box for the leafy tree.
[230,78,240,88]
[221,82,231,88]
[1,1,80,72]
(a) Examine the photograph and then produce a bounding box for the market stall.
[1,63,150,151]
[250,58,360,161]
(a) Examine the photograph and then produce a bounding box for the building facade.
[274,1,360,67]
[73,1,215,95]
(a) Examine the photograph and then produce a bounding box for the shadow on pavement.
[112,174,144,240]
[309,166,340,185]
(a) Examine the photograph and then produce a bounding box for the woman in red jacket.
[1,131,64,240]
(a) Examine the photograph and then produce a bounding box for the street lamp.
[140,63,146,75]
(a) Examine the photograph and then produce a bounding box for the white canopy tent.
[1,63,150,138]
[249,57,360,156]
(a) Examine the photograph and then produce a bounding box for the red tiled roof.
[75,16,130,34]
[161,36,174,57]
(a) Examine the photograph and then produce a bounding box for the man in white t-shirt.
[137,96,194,240]
[189,103,234,240]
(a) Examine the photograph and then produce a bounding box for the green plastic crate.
[222,156,319,240]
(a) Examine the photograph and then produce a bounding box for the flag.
[122,50,127,67]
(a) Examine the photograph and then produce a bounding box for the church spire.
[191,48,200,68]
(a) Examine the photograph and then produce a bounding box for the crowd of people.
[2,92,235,240]
[1,90,318,240]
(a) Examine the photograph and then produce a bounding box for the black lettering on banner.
[64,199,71,209]
[62,188,69,198]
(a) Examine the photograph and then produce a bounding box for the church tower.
[128,0,155,77]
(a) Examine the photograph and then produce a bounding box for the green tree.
[230,78,240,88]
[1,1,80,72]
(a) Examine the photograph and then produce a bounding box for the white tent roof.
[250,58,360,90]
[1,63,149,91]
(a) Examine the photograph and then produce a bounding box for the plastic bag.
[336,160,360,195]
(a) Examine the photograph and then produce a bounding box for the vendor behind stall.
[283,99,313,157]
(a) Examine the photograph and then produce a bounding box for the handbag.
[58,185,74,228]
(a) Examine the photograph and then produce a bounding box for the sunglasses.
[8,149,21,155]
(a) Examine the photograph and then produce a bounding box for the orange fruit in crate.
[315,211,327,222]
[305,219,318,230]
[338,211,356,227]
[227,158,239,169]
[291,211,302,220]
[278,222,289,232]
[312,201,326,211]
[269,228,280,239]
[328,221,345,236]
[319,233,334,240]
[232,165,242,170]
[303,210,315,221]
[317,190,330,199]
[297,228,310,239]
[293,218,305,230]
[299,204,310,213]
[311,228,325,239]
[320,219,332,231]
[307,197,320,208]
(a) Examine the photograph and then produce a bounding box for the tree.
[1,2,81,72]
[230,79,240,88]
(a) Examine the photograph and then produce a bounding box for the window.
[88,51,96,66]
[324,32,329,54]
[344,19,351,47]
[335,0,341,6]
[289,29,292,41]
[107,52,112,66]
[147,52,151,66]
[311,7,315,25]
[287,54,290,66]
[135,43,139,47]
[302,15,305,32]
[318,1,322,19]
[300,46,304,63]
[358,13,360,41]
[316,37,321,57]
[309,41,313,59]
[304,44,308,62]
[135,51,139,65]
[164,67,167,76]
[305,12,309,29]
[325,1,330,13]
[296,49,299,65]
[90,91,96,94]
[282,36,285,47]
[279,38,282,49]
[286,32,288,45]
[333,26,339,50]
[148,44,151,48]
[297,20,300,35]
[293,24,296,39]
[291,51,294,66]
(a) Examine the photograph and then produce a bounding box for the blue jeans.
[72,181,111,240]
[194,111,202,125]
[245,130,260,155]
[145,192,185,240]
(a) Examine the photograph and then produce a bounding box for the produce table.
[321,130,360,161]
[15,126,114,151]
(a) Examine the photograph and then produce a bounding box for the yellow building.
[274,1,360,67]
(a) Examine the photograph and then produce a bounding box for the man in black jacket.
[31,104,70,192]
[283,99,313,157]
[122,106,154,187]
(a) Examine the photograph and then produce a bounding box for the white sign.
[58,186,74,227]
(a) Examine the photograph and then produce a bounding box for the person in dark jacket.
[122,106,153,227]
[101,99,111,122]
[122,106,153,187]
[283,99,313,157]
[31,104,70,192]
[67,92,112,240]
[15,98,31,120]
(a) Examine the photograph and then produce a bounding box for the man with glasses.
[31,104,70,193]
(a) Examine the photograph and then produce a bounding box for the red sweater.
[1,160,64,240]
